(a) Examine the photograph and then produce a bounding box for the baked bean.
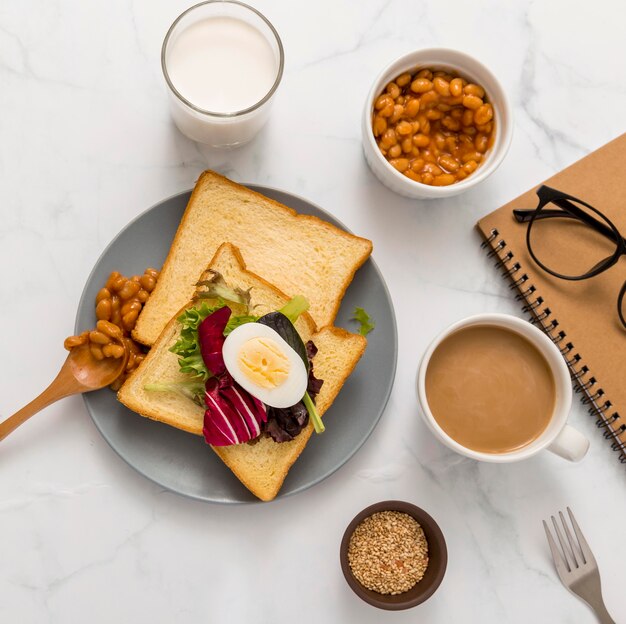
[145,268,159,278]
[464,83,485,98]
[410,78,433,94]
[373,67,495,186]
[373,116,387,136]
[122,310,139,331]
[126,355,136,373]
[396,73,411,87]
[89,330,111,345]
[432,174,456,186]
[411,158,425,172]
[404,170,421,182]
[439,155,460,172]
[462,151,483,164]
[463,160,479,174]
[421,149,437,163]
[111,275,126,292]
[380,101,394,117]
[388,145,402,158]
[389,158,410,172]
[420,90,438,109]
[419,117,431,135]
[413,134,430,148]
[103,344,125,359]
[462,109,474,126]
[105,272,121,291]
[474,103,493,125]
[449,78,463,97]
[97,320,123,340]
[64,333,88,350]
[386,82,401,99]
[96,298,112,321]
[475,133,489,153]
[119,280,140,301]
[462,94,483,110]
[96,288,111,304]
[423,163,443,176]
[90,345,105,361]
[433,77,450,96]
[375,94,393,110]
[396,121,413,136]
[404,99,420,117]
[441,116,461,131]
[389,104,404,124]
[381,128,397,148]
[137,289,149,303]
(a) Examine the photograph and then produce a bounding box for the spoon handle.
[0,372,78,441]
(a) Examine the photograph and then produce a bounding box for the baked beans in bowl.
[362,48,512,199]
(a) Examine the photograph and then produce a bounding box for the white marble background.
[1,1,626,622]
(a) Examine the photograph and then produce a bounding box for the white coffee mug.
[417,313,589,463]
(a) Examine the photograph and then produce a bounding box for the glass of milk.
[162,1,284,147]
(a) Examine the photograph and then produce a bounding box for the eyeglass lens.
[528,198,617,278]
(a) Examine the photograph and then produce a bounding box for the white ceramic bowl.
[362,48,513,199]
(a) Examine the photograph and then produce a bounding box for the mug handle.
[547,425,590,462]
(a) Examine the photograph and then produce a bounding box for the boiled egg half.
[222,323,308,408]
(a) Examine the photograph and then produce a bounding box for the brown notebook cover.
[477,133,626,462]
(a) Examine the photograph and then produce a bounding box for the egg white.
[222,323,308,408]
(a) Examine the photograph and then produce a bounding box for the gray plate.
[76,186,397,503]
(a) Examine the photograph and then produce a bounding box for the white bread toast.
[118,244,367,501]
[133,170,373,346]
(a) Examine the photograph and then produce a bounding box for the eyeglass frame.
[512,185,626,328]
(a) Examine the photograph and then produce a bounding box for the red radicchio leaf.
[198,306,231,377]
[203,376,268,446]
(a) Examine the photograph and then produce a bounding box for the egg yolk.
[237,337,290,389]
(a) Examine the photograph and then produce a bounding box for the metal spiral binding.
[481,228,626,463]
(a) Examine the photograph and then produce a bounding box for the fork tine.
[567,507,593,565]
[551,515,574,572]
[559,511,580,568]
[543,519,569,576]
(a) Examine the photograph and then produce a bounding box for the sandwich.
[119,243,367,501]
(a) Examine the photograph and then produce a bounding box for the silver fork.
[543,508,616,623]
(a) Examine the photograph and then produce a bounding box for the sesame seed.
[347,511,429,595]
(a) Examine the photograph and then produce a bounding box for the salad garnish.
[145,294,325,445]
[352,306,375,336]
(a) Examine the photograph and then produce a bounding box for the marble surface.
[1,1,626,622]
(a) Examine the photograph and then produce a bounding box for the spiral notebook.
[477,133,626,463]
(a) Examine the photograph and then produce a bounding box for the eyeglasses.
[513,185,626,328]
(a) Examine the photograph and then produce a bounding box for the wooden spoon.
[0,343,128,441]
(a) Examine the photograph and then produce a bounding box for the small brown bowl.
[340,500,447,610]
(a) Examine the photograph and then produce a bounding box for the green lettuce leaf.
[278,295,309,325]
[352,306,375,336]
[168,301,258,381]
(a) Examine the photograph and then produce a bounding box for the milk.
[163,7,283,146]
[168,17,278,114]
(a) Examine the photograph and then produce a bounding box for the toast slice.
[118,243,367,501]
[133,171,373,346]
